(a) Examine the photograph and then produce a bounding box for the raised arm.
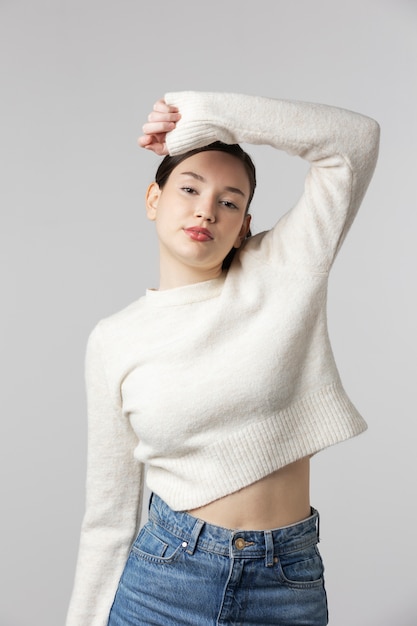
[143,91,380,271]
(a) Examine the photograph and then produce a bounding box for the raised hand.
[138,98,181,155]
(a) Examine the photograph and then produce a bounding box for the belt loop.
[316,509,320,543]
[264,530,274,567]
[186,518,205,555]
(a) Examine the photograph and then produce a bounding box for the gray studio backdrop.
[1,1,416,624]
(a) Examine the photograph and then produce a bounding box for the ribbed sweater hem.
[146,380,367,511]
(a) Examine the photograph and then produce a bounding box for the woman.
[66,92,380,625]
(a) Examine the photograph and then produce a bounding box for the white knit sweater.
[66,92,380,626]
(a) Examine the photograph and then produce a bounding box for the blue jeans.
[108,494,328,625]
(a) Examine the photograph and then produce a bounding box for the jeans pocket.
[275,544,325,589]
[131,521,187,565]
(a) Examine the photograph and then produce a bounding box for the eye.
[181,186,197,194]
[220,200,239,210]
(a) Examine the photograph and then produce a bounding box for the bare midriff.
[187,457,311,530]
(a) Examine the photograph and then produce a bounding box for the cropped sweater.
[66,92,380,626]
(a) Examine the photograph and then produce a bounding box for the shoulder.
[88,296,147,350]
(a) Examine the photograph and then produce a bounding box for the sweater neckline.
[145,273,226,307]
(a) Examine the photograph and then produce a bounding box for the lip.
[184,226,214,242]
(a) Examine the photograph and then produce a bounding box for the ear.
[233,214,252,248]
[145,182,161,221]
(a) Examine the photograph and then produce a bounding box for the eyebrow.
[180,171,247,198]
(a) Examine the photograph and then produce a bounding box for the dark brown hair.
[154,142,256,269]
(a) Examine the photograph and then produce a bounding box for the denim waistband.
[148,493,320,564]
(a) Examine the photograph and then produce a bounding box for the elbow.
[365,116,381,155]
[358,116,380,171]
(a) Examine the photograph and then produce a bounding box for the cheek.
[231,214,247,235]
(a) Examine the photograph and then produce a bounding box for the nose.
[194,198,216,223]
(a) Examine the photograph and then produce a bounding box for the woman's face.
[146,150,252,283]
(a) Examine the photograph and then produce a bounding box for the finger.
[138,138,168,156]
[137,133,163,147]
[147,110,180,123]
[142,120,176,135]
[139,130,167,144]
[137,133,169,155]
[152,98,179,113]
[137,134,153,147]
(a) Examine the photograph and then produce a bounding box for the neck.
[158,258,223,291]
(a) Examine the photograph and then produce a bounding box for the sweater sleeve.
[164,91,380,271]
[66,323,145,626]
